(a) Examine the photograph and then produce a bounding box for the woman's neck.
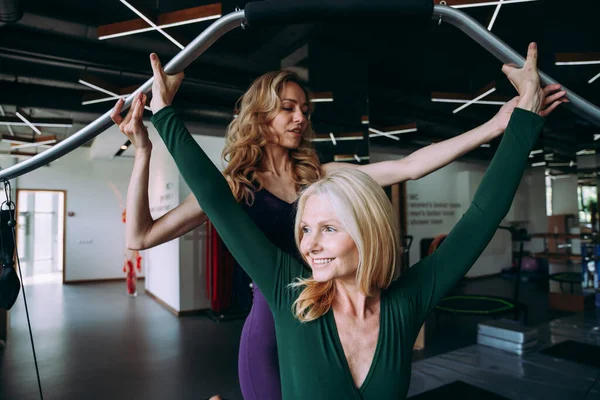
[260,143,292,177]
[333,279,380,321]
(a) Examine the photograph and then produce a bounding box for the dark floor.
[0,282,245,400]
[0,275,573,400]
[408,310,600,399]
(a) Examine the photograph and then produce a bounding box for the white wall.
[547,173,580,289]
[144,123,226,312]
[551,175,579,216]
[371,150,546,277]
[577,154,595,170]
[177,134,227,311]
[143,125,182,310]
[519,168,547,254]
[15,147,135,282]
[10,118,227,312]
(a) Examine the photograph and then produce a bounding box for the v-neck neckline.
[260,187,297,206]
[326,291,386,395]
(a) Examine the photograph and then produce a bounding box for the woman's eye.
[301,226,310,233]
[324,226,336,232]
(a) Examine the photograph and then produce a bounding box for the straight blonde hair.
[291,169,401,322]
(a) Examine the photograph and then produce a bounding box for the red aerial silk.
[206,221,235,312]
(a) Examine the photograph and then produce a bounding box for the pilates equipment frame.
[0,3,597,181]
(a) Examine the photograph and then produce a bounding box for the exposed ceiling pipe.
[0,48,245,99]
[15,13,268,74]
[0,81,235,125]
[0,0,22,27]
[0,73,87,91]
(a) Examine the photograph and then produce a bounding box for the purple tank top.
[241,188,298,254]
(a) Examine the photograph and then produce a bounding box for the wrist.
[516,93,541,113]
[134,144,153,157]
[484,118,505,139]
[151,101,169,115]
[516,86,542,114]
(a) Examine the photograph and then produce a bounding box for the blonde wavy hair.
[222,70,323,204]
[291,169,401,322]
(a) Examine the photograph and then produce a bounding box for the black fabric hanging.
[0,206,20,310]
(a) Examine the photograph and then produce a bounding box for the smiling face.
[266,81,309,149]
[299,194,359,283]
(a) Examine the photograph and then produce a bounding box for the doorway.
[16,189,66,285]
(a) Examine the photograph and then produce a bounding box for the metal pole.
[0,10,246,181]
[514,239,524,303]
[433,5,600,127]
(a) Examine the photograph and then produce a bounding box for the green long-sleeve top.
[152,106,544,399]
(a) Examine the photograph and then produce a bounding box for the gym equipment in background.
[426,226,529,325]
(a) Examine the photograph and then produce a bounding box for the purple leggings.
[238,284,281,400]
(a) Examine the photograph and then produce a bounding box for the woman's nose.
[307,233,322,253]
[293,109,306,124]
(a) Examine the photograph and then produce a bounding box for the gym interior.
[0,0,599,399]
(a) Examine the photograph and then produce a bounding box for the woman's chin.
[312,270,333,283]
[280,136,302,149]
[283,143,300,150]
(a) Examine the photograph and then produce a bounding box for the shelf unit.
[530,214,597,311]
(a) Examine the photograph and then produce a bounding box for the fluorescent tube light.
[120,0,184,49]
[329,132,337,146]
[453,87,496,114]
[15,112,42,135]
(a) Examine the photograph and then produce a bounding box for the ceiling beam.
[435,0,538,6]
[2,134,57,144]
[556,52,600,63]
[0,46,245,101]
[0,24,265,87]
[0,150,43,158]
[0,117,73,127]
[0,81,234,124]
[248,25,314,67]
[97,3,222,40]
[17,12,266,73]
